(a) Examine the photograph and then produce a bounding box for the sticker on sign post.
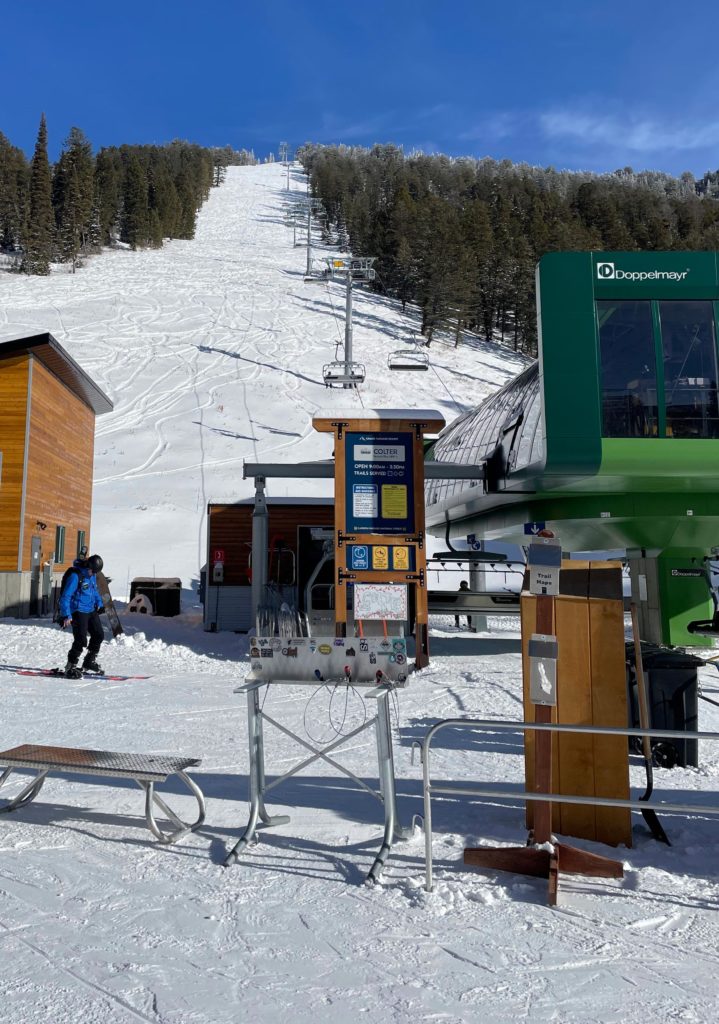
[381,484,407,520]
[527,537,562,596]
[392,546,409,570]
[352,484,378,519]
[350,545,369,570]
[354,583,408,620]
[372,546,389,570]
[528,634,558,705]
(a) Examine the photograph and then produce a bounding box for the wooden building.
[204,498,334,631]
[0,331,113,617]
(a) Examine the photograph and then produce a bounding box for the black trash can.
[626,642,701,768]
[130,578,182,617]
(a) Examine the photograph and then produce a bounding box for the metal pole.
[344,270,353,389]
[286,159,290,191]
[251,475,268,633]
[469,558,488,633]
[306,206,312,276]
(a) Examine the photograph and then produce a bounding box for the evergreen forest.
[0,115,256,274]
[298,143,719,355]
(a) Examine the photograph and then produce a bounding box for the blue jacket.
[59,562,104,618]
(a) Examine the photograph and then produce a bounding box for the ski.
[15,668,150,682]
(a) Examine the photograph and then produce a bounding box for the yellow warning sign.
[372,546,389,570]
[392,546,409,570]
[381,484,408,520]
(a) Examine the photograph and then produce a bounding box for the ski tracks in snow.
[0,163,527,588]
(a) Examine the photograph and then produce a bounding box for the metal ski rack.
[224,637,413,883]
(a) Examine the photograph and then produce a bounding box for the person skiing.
[58,554,106,678]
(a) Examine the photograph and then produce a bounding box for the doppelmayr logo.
[596,261,689,282]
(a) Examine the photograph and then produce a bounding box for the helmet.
[87,554,103,573]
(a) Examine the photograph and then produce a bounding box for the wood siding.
[521,561,631,848]
[0,356,29,570]
[23,357,95,570]
[208,503,334,585]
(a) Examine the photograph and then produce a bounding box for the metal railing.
[416,717,719,892]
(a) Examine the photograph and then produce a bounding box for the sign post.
[313,410,445,668]
[464,535,624,904]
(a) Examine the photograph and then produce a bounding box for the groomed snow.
[1,164,718,1023]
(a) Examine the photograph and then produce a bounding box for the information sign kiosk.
[313,410,445,668]
[225,411,443,881]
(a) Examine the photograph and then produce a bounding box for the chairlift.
[322,361,366,387]
[388,336,430,372]
[387,348,430,371]
[303,267,331,284]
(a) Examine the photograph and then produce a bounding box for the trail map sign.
[313,410,445,668]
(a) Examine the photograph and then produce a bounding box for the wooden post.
[333,427,347,637]
[464,544,624,904]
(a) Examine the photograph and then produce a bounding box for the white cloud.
[540,110,719,153]
[459,112,523,142]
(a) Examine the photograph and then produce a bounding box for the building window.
[659,301,719,438]
[77,530,87,558]
[598,299,719,439]
[55,525,66,564]
[598,300,658,437]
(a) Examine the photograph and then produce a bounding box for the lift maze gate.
[426,250,719,648]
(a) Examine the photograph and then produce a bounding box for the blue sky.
[2,0,718,176]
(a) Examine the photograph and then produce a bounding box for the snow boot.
[82,655,103,675]
[64,660,82,679]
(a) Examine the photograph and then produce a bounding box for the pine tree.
[94,148,122,244]
[54,127,94,270]
[120,152,149,248]
[22,114,54,274]
[0,132,28,252]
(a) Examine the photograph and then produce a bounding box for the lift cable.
[429,359,463,414]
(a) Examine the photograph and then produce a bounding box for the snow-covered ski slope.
[0,162,527,596]
[2,164,719,1024]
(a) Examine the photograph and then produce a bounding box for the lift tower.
[322,257,376,389]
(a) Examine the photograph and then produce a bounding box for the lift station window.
[598,300,658,438]
[659,301,719,438]
[598,299,719,439]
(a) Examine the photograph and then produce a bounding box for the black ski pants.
[68,611,104,664]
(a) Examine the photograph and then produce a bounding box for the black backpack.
[53,566,82,623]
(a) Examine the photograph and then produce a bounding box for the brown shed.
[0,331,113,616]
[205,497,334,631]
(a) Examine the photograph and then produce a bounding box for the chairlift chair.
[688,565,719,637]
[322,361,366,387]
[387,348,430,371]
